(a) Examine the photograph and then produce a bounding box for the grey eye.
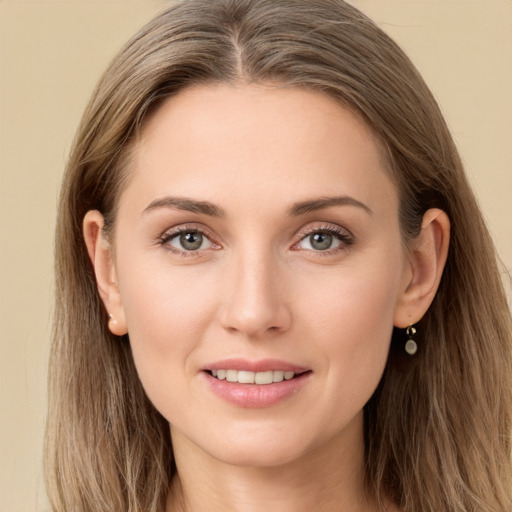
[180,231,203,250]
[168,230,212,251]
[296,229,347,252]
[309,232,334,250]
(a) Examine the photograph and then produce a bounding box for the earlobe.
[83,210,128,336]
[394,208,450,328]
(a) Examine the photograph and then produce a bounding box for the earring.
[405,325,418,355]
[108,313,118,329]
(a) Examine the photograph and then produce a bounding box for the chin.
[191,420,334,469]
[211,442,309,469]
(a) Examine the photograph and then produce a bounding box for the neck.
[166,413,384,512]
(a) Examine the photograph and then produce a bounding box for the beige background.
[0,1,510,511]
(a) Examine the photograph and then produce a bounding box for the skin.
[84,83,449,512]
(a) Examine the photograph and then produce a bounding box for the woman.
[44,1,512,511]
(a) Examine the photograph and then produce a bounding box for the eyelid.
[291,223,355,253]
[157,221,353,257]
[159,223,222,255]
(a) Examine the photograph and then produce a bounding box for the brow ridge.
[142,196,225,217]
[287,196,373,216]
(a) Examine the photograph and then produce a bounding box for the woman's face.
[108,84,412,467]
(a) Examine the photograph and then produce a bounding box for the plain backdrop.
[0,1,510,511]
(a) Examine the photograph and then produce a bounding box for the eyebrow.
[142,194,372,218]
[142,196,225,217]
[287,196,373,216]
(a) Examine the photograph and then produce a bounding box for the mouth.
[203,360,312,407]
[206,369,310,385]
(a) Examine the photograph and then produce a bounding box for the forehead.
[122,83,396,217]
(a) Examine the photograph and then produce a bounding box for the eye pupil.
[310,232,332,250]
[180,231,203,250]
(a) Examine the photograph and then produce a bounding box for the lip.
[202,358,312,408]
[203,358,309,373]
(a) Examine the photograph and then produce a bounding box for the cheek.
[297,254,403,397]
[300,253,403,339]
[115,261,220,405]
[119,252,219,337]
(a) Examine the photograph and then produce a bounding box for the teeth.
[210,369,298,384]
[254,371,273,385]
[226,370,238,382]
[238,371,255,384]
[273,370,284,382]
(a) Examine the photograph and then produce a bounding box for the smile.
[204,368,312,408]
[210,369,297,384]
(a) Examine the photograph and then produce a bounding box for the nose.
[218,248,292,339]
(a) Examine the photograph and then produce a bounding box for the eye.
[302,232,338,251]
[293,226,353,253]
[162,228,216,253]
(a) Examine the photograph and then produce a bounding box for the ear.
[394,208,450,328]
[83,210,128,336]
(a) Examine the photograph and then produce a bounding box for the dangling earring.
[405,325,418,355]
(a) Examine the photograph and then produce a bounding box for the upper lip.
[203,358,310,373]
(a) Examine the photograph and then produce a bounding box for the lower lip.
[204,372,311,408]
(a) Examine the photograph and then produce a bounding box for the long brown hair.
[45,1,512,511]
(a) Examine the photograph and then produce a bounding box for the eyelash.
[159,224,220,258]
[158,224,354,257]
[291,225,354,256]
